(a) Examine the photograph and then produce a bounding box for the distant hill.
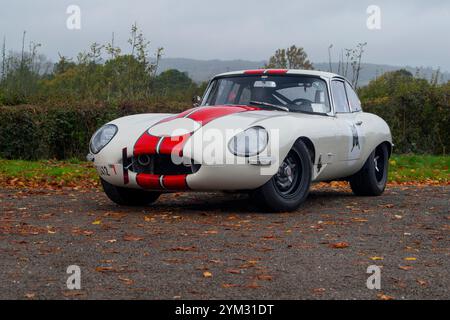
[157,58,450,86]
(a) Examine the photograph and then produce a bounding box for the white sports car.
[88,69,392,212]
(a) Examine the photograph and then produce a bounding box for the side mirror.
[192,95,202,107]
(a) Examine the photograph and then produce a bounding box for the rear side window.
[345,82,362,112]
[331,81,350,113]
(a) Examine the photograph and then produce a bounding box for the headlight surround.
[89,124,118,154]
[228,126,268,157]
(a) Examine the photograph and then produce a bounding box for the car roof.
[214,69,346,80]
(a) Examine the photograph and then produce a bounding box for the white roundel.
[148,117,201,137]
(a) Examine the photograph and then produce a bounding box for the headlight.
[228,126,268,157]
[89,124,118,154]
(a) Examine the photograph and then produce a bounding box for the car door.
[331,79,364,161]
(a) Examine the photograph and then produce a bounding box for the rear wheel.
[101,178,161,206]
[252,140,312,212]
[349,144,389,196]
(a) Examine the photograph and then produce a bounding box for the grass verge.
[0,155,448,189]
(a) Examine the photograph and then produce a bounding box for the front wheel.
[101,179,161,206]
[349,144,389,196]
[251,140,312,212]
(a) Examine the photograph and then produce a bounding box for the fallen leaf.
[123,234,143,241]
[370,256,384,261]
[95,266,113,272]
[222,283,240,288]
[24,293,35,299]
[417,279,427,286]
[62,291,86,297]
[226,269,242,274]
[257,275,273,281]
[209,259,222,264]
[92,220,101,225]
[203,271,212,278]
[377,293,394,300]
[105,239,117,243]
[162,258,184,264]
[312,288,326,294]
[398,265,413,271]
[351,218,368,222]
[404,257,417,261]
[245,282,261,289]
[330,242,349,249]
[170,246,197,252]
[118,276,134,285]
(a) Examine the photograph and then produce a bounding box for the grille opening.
[128,154,200,175]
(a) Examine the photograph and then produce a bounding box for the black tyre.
[349,144,389,196]
[101,178,161,206]
[252,140,312,212]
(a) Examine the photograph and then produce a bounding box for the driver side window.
[331,80,350,113]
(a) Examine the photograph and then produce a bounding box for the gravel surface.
[0,185,448,300]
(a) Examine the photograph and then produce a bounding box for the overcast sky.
[1,0,449,70]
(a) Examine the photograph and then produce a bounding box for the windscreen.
[203,75,331,114]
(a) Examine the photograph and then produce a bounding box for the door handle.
[355,121,363,126]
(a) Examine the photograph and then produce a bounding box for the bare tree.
[351,42,367,87]
[328,44,333,72]
[344,49,352,77]
[1,37,5,81]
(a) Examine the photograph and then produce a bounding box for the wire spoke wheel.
[374,149,385,183]
[273,149,303,198]
[349,143,389,197]
[252,140,312,212]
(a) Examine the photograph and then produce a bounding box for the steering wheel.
[292,98,312,106]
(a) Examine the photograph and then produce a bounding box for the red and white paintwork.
[132,105,259,190]
[91,70,392,192]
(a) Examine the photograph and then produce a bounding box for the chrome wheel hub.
[275,158,296,190]
[374,156,380,172]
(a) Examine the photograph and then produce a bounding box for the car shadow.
[125,188,357,214]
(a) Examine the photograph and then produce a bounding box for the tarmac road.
[0,184,448,300]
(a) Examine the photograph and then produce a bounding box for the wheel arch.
[297,136,316,164]
[377,141,393,158]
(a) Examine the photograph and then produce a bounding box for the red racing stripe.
[133,105,260,191]
[158,133,191,156]
[163,175,188,190]
[136,173,188,190]
[266,69,288,74]
[134,133,160,155]
[187,106,259,125]
[244,69,287,75]
[136,173,161,189]
[244,69,265,75]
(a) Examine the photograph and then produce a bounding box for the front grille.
[128,154,201,175]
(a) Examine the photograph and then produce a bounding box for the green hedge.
[365,103,449,155]
[0,102,188,160]
[0,100,448,160]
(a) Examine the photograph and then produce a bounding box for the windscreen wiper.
[249,101,289,112]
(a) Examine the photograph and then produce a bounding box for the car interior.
[205,76,331,114]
